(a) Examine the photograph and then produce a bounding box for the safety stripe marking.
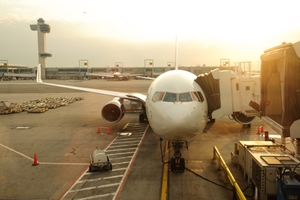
[107,151,135,156]
[112,161,130,165]
[109,156,133,161]
[69,183,120,192]
[107,144,138,148]
[76,193,115,200]
[106,147,138,152]
[77,175,123,183]
[61,123,149,200]
[111,140,141,144]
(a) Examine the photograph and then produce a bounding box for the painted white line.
[107,144,138,148]
[40,162,89,166]
[70,183,119,192]
[122,123,129,129]
[109,156,133,161]
[106,147,138,152]
[111,168,127,172]
[59,167,89,199]
[112,161,130,165]
[61,123,149,200]
[0,143,89,166]
[107,151,135,156]
[76,193,115,200]
[113,137,143,141]
[0,143,33,161]
[77,175,123,183]
[16,127,29,129]
[112,125,149,200]
[111,140,140,145]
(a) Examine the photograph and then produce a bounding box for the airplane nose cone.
[163,105,192,125]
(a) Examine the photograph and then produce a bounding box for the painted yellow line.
[161,142,169,200]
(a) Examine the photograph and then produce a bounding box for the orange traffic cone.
[261,125,264,133]
[257,126,261,134]
[97,126,101,134]
[107,127,111,134]
[32,153,39,166]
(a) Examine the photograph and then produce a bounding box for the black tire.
[232,112,255,126]
[139,113,145,122]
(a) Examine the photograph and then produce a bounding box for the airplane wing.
[136,76,156,80]
[36,64,146,103]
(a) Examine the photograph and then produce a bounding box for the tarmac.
[0,79,288,200]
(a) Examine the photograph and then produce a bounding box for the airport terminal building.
[0,65,236,80]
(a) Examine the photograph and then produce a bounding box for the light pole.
[79,59,88,79]
[115,62,123,72]
[0,60,8,72]
[144,59,154,77]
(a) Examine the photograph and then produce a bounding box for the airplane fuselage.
[145,70,208,141]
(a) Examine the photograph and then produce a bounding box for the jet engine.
[232,112,255,126]
[101,97,125,123]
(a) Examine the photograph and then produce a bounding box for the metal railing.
[213,146,246,200]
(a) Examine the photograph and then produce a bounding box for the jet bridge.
[258,41,300,139]
[194,62,260,125]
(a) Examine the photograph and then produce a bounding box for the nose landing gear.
[169,141,188,173]
[160,139,188,173]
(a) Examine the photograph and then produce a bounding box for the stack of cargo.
[0,97,84,114]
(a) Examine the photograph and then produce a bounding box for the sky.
[1,0,300,70]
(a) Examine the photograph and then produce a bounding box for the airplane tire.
[170,158,185,173]
[232,112,255,126]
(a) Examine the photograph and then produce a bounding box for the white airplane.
[86,71,126,80]
[86,70,142,81]
[36,63,253,172]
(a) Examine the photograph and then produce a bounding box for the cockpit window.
[163,92,177,102]
[191,91,205,102]
[152,91,205,103]
[197,92,205,102]
[179,92,193,102]
[152,92,165,102]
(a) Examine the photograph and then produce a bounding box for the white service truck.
[89,149,112,172]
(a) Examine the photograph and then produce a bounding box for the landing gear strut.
[139,113,147,122]
[139,105,148,123]
[169,141,188,173]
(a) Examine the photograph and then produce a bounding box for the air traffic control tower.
[30,18,52,79]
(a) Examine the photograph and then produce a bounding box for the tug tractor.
[89,149,112,172]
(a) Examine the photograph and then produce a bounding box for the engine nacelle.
[101,98,125,123]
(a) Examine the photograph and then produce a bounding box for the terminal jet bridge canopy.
[259,41,300,138]
[194,72,220,118]
[194,66,260,126]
